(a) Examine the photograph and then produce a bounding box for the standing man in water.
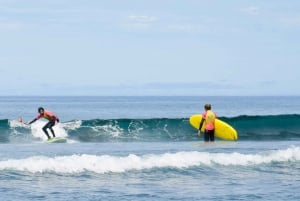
[25,107,60,140]
[198,104,217,142]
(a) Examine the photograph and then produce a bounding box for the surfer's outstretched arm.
[25,118,38,125]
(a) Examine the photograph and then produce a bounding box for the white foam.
[8,119,69,142]
[61,120,82,130]
[8,119,25,128]
[91,125,123,138]
[30,121,68,140]
[0,147,299,174]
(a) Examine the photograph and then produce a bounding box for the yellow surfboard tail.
[189,114,238,141]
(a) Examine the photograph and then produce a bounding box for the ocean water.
[0,96,300,201]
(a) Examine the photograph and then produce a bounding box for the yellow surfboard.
[189,114,238,141]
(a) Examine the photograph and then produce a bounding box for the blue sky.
[0,0,300,96]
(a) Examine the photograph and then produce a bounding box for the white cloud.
[128,15,158,23]
[281,16,300,25]
[165,24,210,34]
[166,24,194,33]
[0,6,84,14]
[124,15,158,32]
[240,6,260,15]
[0,22,23,31]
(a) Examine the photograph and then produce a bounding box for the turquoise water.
[0,96,300,200]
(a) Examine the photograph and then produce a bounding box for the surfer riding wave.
[22,107,60,140]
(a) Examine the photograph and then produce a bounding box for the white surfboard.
[46,137,67,143]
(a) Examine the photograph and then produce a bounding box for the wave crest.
[2,114,300,143]
[0,147,299,174]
